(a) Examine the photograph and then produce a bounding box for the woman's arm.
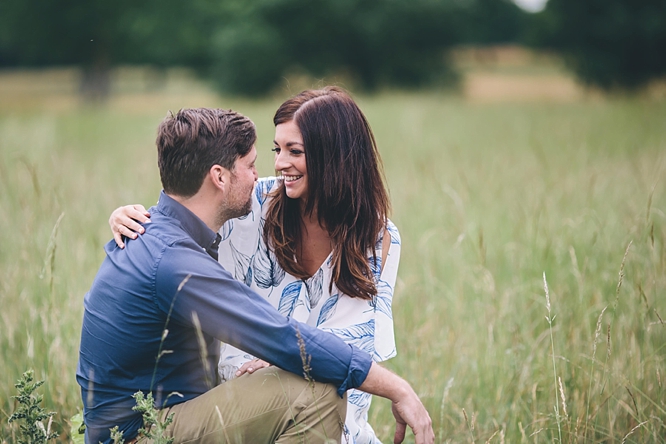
[358,362,434,444]
[109,204,151,248]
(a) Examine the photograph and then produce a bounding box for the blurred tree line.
[0,0,663,96]
[529,0,666,90]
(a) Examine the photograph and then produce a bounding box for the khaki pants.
[138,367,346,444]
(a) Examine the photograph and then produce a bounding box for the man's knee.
[275,374,347,444]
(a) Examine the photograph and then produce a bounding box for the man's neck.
[167,192,225,233]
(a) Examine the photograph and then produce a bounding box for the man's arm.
[359,363,434,444]
[156,238,372,393]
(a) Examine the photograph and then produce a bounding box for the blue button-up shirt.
[77,191,372,443]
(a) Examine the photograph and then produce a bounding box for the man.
[77,108,434,444]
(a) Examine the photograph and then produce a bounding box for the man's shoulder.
[143,211,221,272]
[142,210,192,246]
[112,210,198,268]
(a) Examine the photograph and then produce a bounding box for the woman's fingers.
[121,205,151,228]
[113,231,126,249]
[121,216,146,236]
[236,359,270,377]
[131,204,149,217]
[109,205,151,248]
[112,223,137,248]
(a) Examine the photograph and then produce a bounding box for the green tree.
[0,0,223,99]
[209,0,463,95]
[529,0,666,90]
[208,0,530,95]
[456,0,530,44]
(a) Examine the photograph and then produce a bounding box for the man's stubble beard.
[216,190,253,227]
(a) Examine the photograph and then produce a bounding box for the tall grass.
[361,94,666,442]
[1,81,664,442]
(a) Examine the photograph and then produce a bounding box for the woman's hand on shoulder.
[109,204,150,249]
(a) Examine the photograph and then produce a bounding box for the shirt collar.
[156,190,221,260]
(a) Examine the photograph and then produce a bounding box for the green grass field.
[1,71,665,443]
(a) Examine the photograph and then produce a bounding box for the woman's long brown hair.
[264,87,390,300]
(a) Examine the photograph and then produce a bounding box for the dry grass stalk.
[599,243,631,398]
[438,378,455,442]
[592,307,607,360]
[573,415,582,442]
[606,324,611,364]
[484,428,499,443]
[191,312,213,389]
[625,387,639,418]
[462,408,475,443]
[584,306,607,441]
[543,272,562,444]
[657,368,662,389]
[558,377,568,419]
[214,405,232,443]
[518,421,527,443]
[621,420,648,444]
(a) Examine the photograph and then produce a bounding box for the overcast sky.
[513,0,548,13]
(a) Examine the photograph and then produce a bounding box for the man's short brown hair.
[156,108,256,197]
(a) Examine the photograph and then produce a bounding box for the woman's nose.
[274,151,288,170]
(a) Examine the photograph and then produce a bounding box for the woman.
[110,87,400,444]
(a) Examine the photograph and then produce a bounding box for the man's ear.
[209,165,231,192]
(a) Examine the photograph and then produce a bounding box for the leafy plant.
[109,425,125,444]
[69,413,85,444]
[132,391,175,444]
[8,370,58,444]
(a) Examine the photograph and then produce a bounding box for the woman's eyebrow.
[273,140,304,147]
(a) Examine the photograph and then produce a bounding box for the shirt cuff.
[336,344,373,397]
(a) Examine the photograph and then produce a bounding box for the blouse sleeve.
[313,220,401,363]
[372,219,401,361]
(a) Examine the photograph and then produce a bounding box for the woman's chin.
[285,183,306,200]
[286,190,303,200]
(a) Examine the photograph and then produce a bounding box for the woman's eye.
[271,147,280,153]
[290,150,304,155]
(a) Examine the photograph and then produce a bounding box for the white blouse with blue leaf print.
[217,177,401,444]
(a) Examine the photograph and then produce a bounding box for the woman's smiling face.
[273,120,308,200]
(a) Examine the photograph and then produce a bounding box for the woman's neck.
[297,211,333,277]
